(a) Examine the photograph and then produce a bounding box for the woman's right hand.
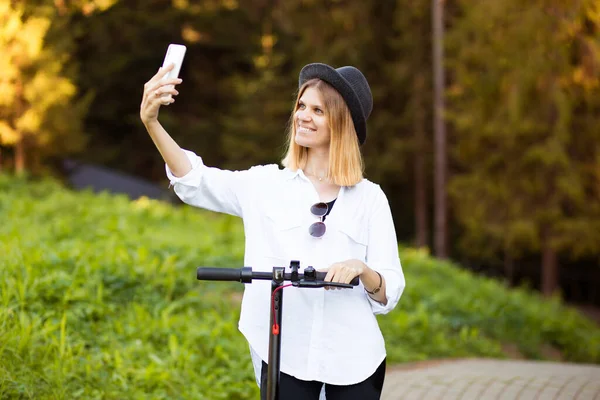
[140,63,183,125]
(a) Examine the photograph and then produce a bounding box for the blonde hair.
[281,79,364,187]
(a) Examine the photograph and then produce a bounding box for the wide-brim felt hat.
[299,63,373,145]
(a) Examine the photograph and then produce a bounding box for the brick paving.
[381,359,600,400]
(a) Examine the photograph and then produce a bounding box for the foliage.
[3,0,598,295]
[0,175,253,399]
[381,247,600,363]
[0,0,94,172]
[1,176,599,398]
[446,0,600,265]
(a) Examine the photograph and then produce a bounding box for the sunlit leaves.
[0,121,18,145]
[0,1,90,170]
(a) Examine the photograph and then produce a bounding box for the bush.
[378,248,600,363]
[1,174,598,399]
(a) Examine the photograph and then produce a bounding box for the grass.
[1,174,599,399]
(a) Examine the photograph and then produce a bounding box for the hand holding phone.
[140,45,185,124]
[160,44,186,100]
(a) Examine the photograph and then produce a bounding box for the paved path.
[382,359,600,400]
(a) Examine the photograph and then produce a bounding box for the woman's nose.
[298,110,311,121]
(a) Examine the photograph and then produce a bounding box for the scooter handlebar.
[196,267,359,286]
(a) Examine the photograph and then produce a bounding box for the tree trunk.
[14,79,26,175]
[504,252,514,286]
[432,0,448,258]
[541,236,559,296]
[15,137,26,175]
[414,73,428,248]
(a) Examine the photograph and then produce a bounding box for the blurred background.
[1,0,600,315]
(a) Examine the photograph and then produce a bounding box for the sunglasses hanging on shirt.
[309,202,328,238]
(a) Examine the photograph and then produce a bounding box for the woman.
[140,62,405,399]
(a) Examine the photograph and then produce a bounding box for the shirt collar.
[283,167,308,181]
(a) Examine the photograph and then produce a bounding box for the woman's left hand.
[322,259,366,290]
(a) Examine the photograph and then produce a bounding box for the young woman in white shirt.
[140,62,405,400]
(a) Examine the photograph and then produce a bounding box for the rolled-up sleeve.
[365,187,405,314]
[166,149,204,186]
[166,149,265,217]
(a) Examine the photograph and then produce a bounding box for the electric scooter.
[196,260,359,400]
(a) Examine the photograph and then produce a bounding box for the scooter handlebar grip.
[196,267,242,282]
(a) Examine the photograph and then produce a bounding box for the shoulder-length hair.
[281,79,364,187]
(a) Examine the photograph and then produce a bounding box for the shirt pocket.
[262,209,305,259]
[336,219,368,262]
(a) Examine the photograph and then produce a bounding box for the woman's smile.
[297,125,316,134]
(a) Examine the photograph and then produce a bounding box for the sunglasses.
[309,202,328,238]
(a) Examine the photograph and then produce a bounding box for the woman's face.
[294,87,331,150]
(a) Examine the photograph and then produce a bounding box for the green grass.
[1,174,599,399]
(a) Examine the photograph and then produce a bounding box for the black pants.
[260,358,386,400]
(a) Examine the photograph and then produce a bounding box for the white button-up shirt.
[166,149,405,385]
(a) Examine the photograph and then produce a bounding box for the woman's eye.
[298,103,305,109]
[315,108,323,114]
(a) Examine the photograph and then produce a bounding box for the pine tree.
[446,0,600,295]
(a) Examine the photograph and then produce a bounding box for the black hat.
[299,63,373,145]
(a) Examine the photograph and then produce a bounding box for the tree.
[0,1,91,174]
[390,0,433,248]
[447,0,600,295]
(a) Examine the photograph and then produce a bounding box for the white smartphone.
[160,44,186,99]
